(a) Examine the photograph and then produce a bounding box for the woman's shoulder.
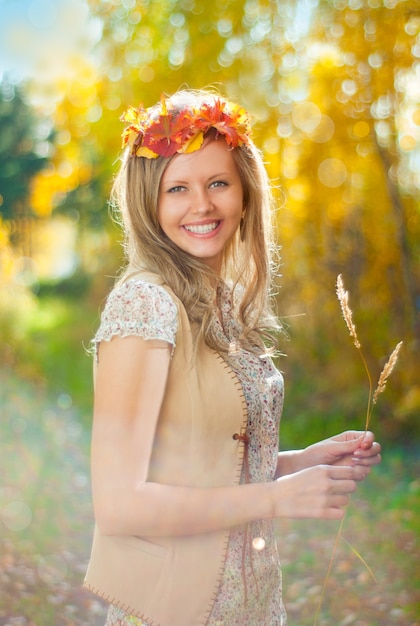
[112,275,177,307]
[94,275,178,347]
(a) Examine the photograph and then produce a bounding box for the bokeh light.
[37,553,68,585]
[292,101,322,133]
[2,500,32,532]
[318,157,348,187]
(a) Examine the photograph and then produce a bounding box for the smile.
[183,221,220,234]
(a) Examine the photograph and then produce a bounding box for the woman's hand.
[302,430,381,481]
[271,431,381,519]
[272,464,357,520]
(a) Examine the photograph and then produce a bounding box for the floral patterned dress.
[94,279,287,626]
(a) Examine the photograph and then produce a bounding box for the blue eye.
[168,185,186,193]
[210,181,227,188]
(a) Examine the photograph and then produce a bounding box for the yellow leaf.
[135,145,159,159]
[180,131,204,154]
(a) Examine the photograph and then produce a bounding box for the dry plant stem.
[313,514,346,626]
[313,509,378,626]
[314,278,402,626]
[336,275,373,431]
[373,341,403,407]
[336,275,360,350]
[339,534,377,583]
[358,348,373,432]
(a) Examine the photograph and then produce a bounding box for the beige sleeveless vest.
[84,273,248,626]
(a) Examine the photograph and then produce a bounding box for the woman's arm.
[91,335,362,538]
[92,334,273,537]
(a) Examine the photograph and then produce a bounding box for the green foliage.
[1,0,419,441]
[0,78,51,222]
[1,288,98,420]
[82,0,420,440]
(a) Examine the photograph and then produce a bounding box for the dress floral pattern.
[95,278,287,626]
[93,279,178,353]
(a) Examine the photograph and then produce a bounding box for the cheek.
[157,202,180,236]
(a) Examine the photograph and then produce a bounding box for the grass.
[0,370,106,626]
[1,369,419,625]
[277,448,420,625]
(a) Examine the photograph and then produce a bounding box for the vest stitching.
[205,352,249,623]
[83,583,160,625]
[87,277,250,626]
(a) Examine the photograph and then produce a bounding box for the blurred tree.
[77,0,419,437]
[11,0,417,439]
[272,0,420,441]
[312,0,419,340]
[27,59,106,227]
[0,78,53,253]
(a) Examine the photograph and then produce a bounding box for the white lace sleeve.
[94,279,178,351]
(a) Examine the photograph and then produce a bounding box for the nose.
[191,187,214,214]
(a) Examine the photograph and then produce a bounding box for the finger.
[359,431,375,449]
[326,494,352,517]
[331,478,357,495]
[324,507,346,520]
[353,441,381,459]
[353,452,382,468]
[344,430,366,439]
[352,465,371,481]
[332,494,350,507]
[328,465,358,480]
[326,465,357,490]
[334,431,365,444]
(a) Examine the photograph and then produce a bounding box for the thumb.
[333,435,364,455]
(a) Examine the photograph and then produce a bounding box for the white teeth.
[184,222,219,234]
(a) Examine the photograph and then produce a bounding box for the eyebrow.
[162,172,233,184]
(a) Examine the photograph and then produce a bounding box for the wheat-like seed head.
[373,341,403,405]
[336,274,361,349]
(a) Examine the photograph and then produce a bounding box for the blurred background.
[0,0,419,624]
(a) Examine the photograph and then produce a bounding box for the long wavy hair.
[111,89,281,354]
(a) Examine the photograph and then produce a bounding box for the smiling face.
[158,138,244,274]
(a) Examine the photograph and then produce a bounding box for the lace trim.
[93,279,178,358]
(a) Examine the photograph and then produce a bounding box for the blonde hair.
[111,89,280,353]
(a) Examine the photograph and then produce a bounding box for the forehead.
[161,138,239,180]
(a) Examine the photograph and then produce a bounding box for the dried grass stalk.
[373,341,403,405]
[336,274,361,349]
[315,276,403,626]
[336,274,371,425]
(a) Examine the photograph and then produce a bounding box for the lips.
[183,221,220,234]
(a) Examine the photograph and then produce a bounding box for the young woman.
[84,89,381,626]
